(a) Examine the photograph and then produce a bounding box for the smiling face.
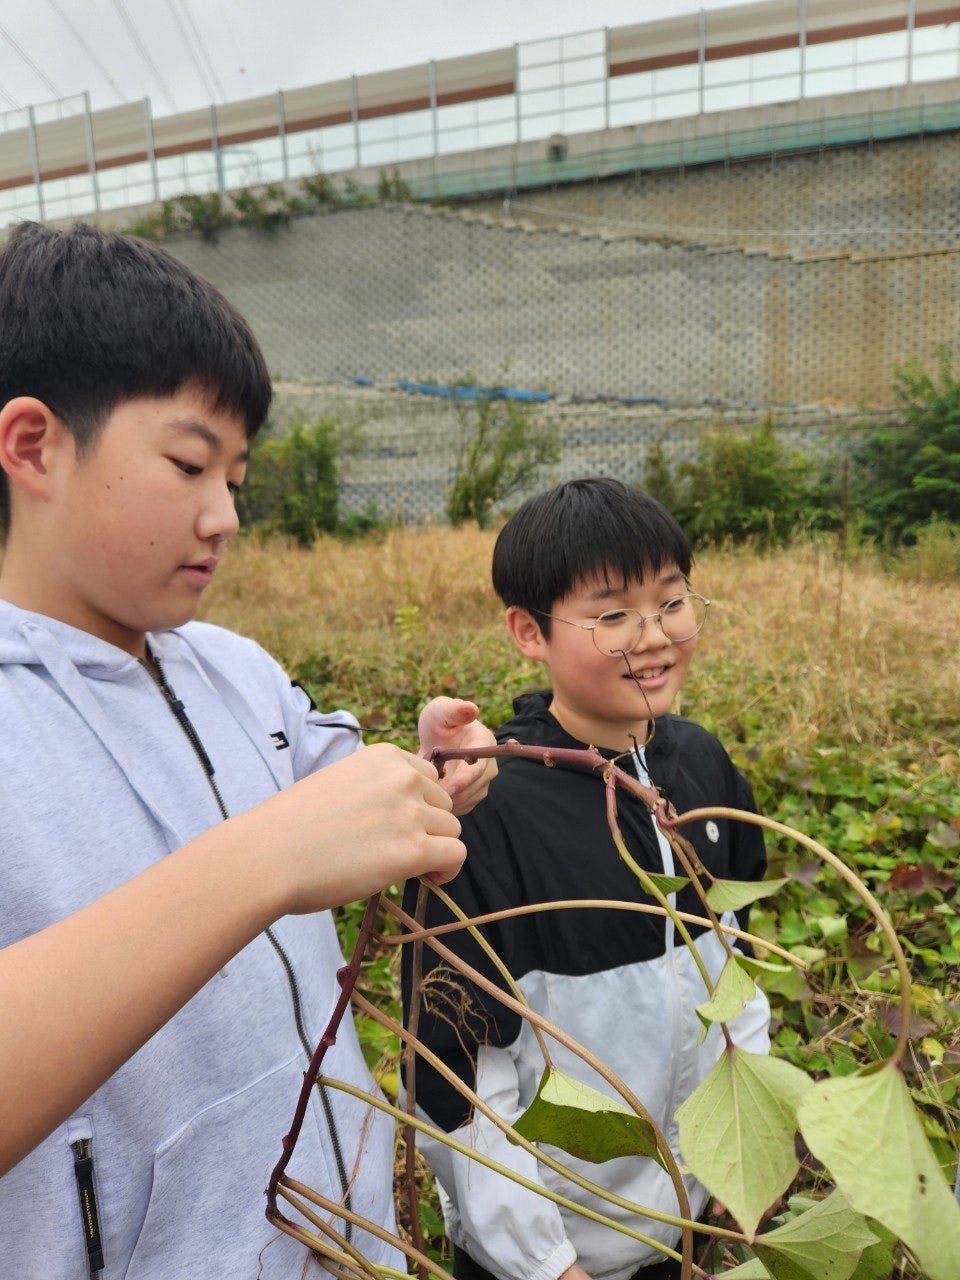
[507,564,699,752]
[8,386,249,657]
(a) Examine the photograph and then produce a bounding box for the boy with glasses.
[403,477,771,1280]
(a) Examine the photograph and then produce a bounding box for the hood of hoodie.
[0,597,184,674]
[0,597,306,852]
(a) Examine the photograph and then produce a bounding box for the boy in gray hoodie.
[0,220,492,1277]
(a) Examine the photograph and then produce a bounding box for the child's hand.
[417,697,497,815]
[250,744,466,914]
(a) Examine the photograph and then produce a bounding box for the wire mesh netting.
[163,131,954,521]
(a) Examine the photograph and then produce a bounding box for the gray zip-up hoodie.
[0,600,401,1278]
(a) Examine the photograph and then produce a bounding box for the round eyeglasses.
[536,592,710,655]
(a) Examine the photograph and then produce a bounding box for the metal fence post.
[603,26,611,132]
[27,104,44,222]
[278,89,289,181]
[799,0,808,100]
[351,74,361,172]
[82,91,100,212]
[144,98,159,203]
[210,104,224,191]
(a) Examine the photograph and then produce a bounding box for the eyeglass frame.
[530,591,710,654]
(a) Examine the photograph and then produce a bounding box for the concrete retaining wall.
[147,131,955,520]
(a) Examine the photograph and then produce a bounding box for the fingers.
[417,696,480,745]
[256,744,469,915]
[446,754,498,816]
[417,696,499,815]
[405,751,454,806]
[368,748,466,886]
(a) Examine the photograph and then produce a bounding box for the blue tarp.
[394,379,553,403]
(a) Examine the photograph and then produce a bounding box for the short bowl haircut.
[0,221,272,530]
[492,477,693,631]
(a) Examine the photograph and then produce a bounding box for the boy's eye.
[174,459,202,477]
[661,596,687,614]
[597,610,629,625]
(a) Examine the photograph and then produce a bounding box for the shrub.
[299,173,341,208]
[648,416,817,550]
[641,438,683,515]
[230,184,297,232]
[237,416,339,545]
[168,192,232,243]
[447,395,560,529]
[890,515,960,582]
[853,346,960,546]
[377,167,413,202]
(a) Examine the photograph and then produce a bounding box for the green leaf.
[752,1190,880,1280]
[734,953,793,977]
[721,1261,772,1278]
[707,877,790,913]
[676,1049,812,1238]
[814,914,848,945]
[927,820,960,850]
[511,1067,664,1167]
[849,1220,896,1280]
[696,956,758,1026]
[797,1063,960,1280]
[647,873,689,895]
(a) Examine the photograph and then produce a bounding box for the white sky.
[0,0,742,119]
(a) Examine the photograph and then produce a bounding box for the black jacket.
[401,691,771,1280]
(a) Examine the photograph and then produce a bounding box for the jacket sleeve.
[400,821,578,1280]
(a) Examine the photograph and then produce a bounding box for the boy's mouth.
[624,665,668,680]
[180,557,218,583]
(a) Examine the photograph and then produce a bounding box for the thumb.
[418,697,479,736]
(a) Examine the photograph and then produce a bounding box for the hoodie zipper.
[149,651,354,1241]
[71,1134,105,1275]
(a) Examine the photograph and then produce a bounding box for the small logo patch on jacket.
[270,731,290,751]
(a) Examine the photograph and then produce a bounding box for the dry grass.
[200,529,960,761]
[202,525,501,662]
[688,542,960,758]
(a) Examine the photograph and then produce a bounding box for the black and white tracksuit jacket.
[402,690,771,1280]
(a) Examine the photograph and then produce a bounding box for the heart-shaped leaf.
[512,1067,664,1166]
[677,1049,812,1238]
[797,1063,960,1280]
[707,877,790,914]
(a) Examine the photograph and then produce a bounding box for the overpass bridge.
[1,0,959,226]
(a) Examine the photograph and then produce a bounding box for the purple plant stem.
[265,740,704,1232]
[265,893,381,1225]
[430,742,698,854]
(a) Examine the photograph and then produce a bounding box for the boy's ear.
[505,605,549,663]
[0,397,69,500]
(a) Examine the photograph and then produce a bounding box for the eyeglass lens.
[592,595,707,654]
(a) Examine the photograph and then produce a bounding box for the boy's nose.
[197,487,240,542]
[628,617,669,652]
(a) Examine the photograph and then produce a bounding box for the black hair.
[492,477,693,633]
[0,221,272,531]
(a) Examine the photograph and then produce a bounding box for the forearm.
[0,744,465,1175]
[0,817,282,1175]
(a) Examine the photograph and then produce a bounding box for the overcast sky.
[0,0,740,120]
